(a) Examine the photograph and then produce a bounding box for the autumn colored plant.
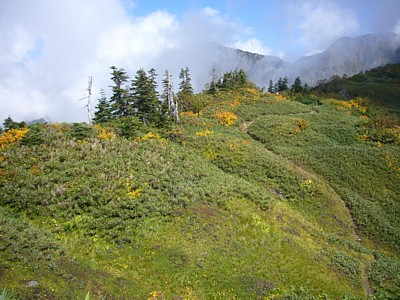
[0,127,29,150]
[215,111,238,126]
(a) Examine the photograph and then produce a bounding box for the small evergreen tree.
[2,116,26,131]
[268,80,274,93]
[131,68,160,125]
[214,69,249,91]
[93,89,113,123]
[3,116,15,131]
[291,77,303,94]
[178,67,194,95]
[275,77,289,92]
[303,83,310,94]
[109,66,130,118]
[207,81,217,94]
[178,67,194,111]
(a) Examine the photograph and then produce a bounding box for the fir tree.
[2,116,26,131]
[268,80,274,93]
[179,67,193,95]
[131,68,160,125]
[178,67,194,111]
[207,81,217,94]
[276,77,289,92]
[93,89,113,123]
[3,116,15,131]
[291,77,303,94]
[109,66,130,118]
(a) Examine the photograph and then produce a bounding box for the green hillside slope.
[0,88,399,299]
[313,63,400,116]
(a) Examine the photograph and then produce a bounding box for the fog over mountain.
[180,32,400,89]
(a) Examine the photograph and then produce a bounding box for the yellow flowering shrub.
[148,291,165,300]
[275,94,287,101]
[220,98,241,108]
[136,132,161,142]
[179,111,202,117]
[124,179,146,199]
[334,98,367,114]
[195,129,213,136]
[295,118,310,133]
[243,87,260,101]
[127,188,143,199]
[215,111,238,126]
[0,127,29,150]
[98,127,115,141]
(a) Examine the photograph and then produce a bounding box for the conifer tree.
[2,116,26,130]
[268,80,274,93]
[109,66,130,117]
[178,67,194,111]
[178,67,193,95]
[207,81,217,94]
[282,77,289,91]
[3,116,15,131]
[291,77,303,94]
[131,68,160,125]
[93,89,113,123]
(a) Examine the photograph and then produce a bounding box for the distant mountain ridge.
[185,32,400,88]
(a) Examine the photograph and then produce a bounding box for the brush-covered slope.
[1,89,399,299]
[313,63,400,116]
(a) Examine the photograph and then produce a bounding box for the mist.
[1,0,400,124]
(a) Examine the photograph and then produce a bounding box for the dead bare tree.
[79,76,93,124]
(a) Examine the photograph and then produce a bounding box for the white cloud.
[288,0,359,53]
[96,11,179,65]
[202,6,219,17]
[233,38,284,58]
[0,1,266,123]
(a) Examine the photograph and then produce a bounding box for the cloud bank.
[0,0,399,123]
[0,1,269,123]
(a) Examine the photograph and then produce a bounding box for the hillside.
[1,89,400,299]
[312,63,400,116]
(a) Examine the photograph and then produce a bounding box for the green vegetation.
[313,63,400,116]
[0,73,399,299]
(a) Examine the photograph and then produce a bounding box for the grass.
[0,88,399,299]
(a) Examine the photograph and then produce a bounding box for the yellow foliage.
[125,179,146,199]
[295,118,309,133]
[195,129,213,136]
[180,111,202,117]
[220,98,241,108]
[148,291,165,300]
[245,88,258,94]
[334,99,367,114]
[275,94,287,101]
[243,87,261,101]
[0,127,29,150]
[215,111,238,126]
[98,127,115,141]
[136,132,161,142]
[127,188,143,199]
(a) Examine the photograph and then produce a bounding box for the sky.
[1,0,400,123]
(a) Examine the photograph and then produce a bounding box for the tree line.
[267,76,310,94]
[93,66,194,126]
